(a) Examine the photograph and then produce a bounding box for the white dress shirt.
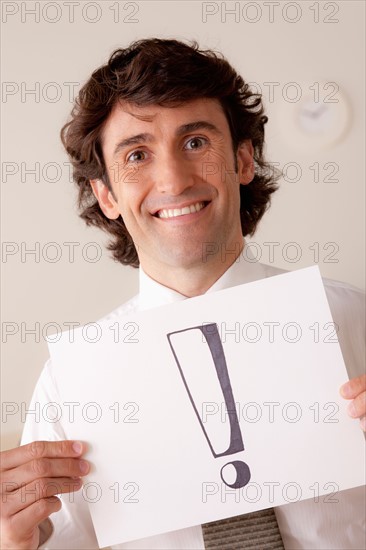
[21,251,365,549]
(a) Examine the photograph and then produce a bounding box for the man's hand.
[340,374,366,431]
[0,440,89,550]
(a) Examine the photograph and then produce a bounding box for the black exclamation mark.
[167,323,251,489]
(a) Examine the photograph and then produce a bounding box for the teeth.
[157,202,205,219]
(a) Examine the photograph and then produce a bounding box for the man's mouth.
[154,201,209,219]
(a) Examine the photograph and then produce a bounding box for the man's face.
[91,98,254,277]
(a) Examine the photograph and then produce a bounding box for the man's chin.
[166,247,226,270]
[158,243,214,270]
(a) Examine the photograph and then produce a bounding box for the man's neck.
[140,241,244,298]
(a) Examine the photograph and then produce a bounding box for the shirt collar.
[138,242,267,311]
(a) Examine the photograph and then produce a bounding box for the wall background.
[1,0,365,450]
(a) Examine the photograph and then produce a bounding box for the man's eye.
[184,137,207,150]
[127,150,147,163]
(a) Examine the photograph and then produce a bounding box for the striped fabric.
[202,507,285,549]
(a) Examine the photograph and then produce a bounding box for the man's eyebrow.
[112,121,222,158]
[113,133,154,158]
[175,121,222,137]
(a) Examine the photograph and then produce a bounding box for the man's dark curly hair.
[61,37,279,267]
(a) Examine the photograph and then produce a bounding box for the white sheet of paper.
[49,266,365,548]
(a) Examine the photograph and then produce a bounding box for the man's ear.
[90,179,120,220]
[236,140,255,185]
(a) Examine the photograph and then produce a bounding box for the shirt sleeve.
[323,279,365,380]
[21,359,100,550]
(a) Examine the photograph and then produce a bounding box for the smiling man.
[90,98,254,297]
[1,38,365,550]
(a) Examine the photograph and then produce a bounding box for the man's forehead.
[108,97,224,123]
[117,101,156,122]
[101,97,227,146]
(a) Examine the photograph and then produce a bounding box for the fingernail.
[72,441,83,454]
[340,383,351,398]
[347,401,357,417]
[79,460,89,474]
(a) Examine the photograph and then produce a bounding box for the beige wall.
[1,1,365,450]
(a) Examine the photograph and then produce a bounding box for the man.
[1,38,365,549]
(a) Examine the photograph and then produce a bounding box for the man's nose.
[154,154,195,195]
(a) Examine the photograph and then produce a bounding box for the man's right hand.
[0,440,89,550]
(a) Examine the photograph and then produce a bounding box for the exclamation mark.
[167,323,251,489]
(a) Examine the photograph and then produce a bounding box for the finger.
[2,457,89,489]
[346,391,366,419]
[3,477,82,517]
[0,440,85,471]
[360,416,366,432]
[8,496,62,543]
[340,374,366,399]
